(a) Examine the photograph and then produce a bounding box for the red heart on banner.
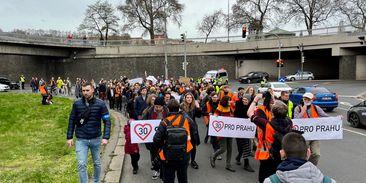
[134,123,153,141]
[212,120,224,132]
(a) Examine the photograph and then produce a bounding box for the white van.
[202,69,228,84]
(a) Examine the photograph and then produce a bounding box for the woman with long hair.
[180,92,202,169]
[210,95,235,172]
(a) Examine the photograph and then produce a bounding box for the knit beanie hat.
[154,97,165,106]
[242,94,252,103]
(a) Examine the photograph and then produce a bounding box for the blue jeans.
[76,137,102,183]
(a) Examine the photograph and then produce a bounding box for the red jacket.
[124,124,139,154]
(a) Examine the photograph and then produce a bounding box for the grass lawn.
[0,93,95,183]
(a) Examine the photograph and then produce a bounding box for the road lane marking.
[344,128,366,137]
[339,102,352,107]
[337,106,350,111]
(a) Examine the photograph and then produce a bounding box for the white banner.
[208,116,256,138]
[292,116,343,140]
[130,120,161,144]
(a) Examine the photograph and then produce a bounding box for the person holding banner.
[153,99,197,183]
[210,95,236,172]
[180,92,202,169]
[233,94,255,172]
[264,132,336,183]
[124,119,140,174]
[142,97,168,180]
[294,92,328,166]
[202,92,220,151]
[248,93,293,183]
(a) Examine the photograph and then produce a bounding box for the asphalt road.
[120,80,366,183]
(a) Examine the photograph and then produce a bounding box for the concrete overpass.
[0,29,365,81]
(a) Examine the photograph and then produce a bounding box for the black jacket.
[153,112,198,160]
[67,97,111,139]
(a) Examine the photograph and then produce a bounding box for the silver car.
[285,71,314,81]
[0,83,10,92]
[347,100,366,128]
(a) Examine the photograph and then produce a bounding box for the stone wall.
[0,54,236,82]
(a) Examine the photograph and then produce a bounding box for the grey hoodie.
[263,162,336,183]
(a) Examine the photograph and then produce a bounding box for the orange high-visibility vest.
[219,91,233,100]
[39,85,47,95]
[303,105,319,118]
[159,114,193,161]
[255,105,274,160]
[230,94,240,112]
[255,123,275,160]
[204,102,211,125]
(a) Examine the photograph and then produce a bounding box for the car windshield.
[247,72,254,76]
[273,83,289,88]
[204,73,216,77]
[310,87,330,93]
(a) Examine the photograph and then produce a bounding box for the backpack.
[269,174,332,183]
[163,114,188,161]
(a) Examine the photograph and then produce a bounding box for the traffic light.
[276,59,284,67]
[242,25,247,38]
[358,36,365,45]
[180,33,185,42]
[182,62,185,70]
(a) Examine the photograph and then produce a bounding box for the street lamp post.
[227,0,230,43]
[299,43,305,80]
[164,16,168,80]
[270,33,282,81]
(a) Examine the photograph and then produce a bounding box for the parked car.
[257,82,292,98]
[285,71,314,81]
[0,83,10,92]
[202,69,228,84]
[238,71,269,84]
[0,77,20,89]
[289,85,338,111]
[347,100,366,128]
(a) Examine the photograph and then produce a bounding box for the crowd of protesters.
[32,73,334,183]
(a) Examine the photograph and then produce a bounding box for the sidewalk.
[102,110,127,183]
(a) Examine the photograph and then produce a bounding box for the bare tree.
[335,0,366,31]
[79,0,119,42]
[231,0,280,36]
[280,0,336,35]
[118,0,184,43]
[197,10,224,43]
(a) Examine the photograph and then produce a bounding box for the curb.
[103,111,127,183]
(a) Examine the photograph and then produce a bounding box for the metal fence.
[0,24,365,47]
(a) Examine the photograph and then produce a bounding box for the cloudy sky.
[0,0,297,39]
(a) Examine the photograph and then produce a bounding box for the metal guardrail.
[0,24,365,47]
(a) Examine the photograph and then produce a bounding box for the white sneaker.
[152,170,160,180]
[217,155,222,160]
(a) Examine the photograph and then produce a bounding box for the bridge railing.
[0,24,365,47]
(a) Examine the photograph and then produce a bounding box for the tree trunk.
[149,30,155,45]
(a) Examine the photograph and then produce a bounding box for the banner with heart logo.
[130,119,161,144]
[208,116,256,138]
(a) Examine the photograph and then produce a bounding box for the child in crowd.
[124,119,140,174]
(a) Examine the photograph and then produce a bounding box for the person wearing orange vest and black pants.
[39,82,49,105]
[202,92,220,149]
[210,95,236,172]
[294,92,328,166]
[248,92,293,183]
[153,99,197,183]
